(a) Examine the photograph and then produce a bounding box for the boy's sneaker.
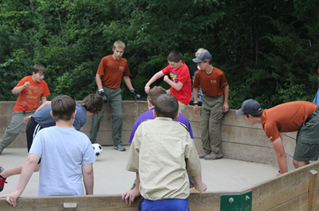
[113,144,126,151]
[199,151,210,159]
[0,166,7,192]
[204,152,223,160]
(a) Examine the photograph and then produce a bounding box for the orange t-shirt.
[96,55,131,89]
[261,101,318,142]
[14,76,50,111]
[192,67,228,97]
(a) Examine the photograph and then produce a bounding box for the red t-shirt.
[193,67,228,97]
[97,55,131,89]
[14,76,50,111]
[161,63,191,105]
[261,101,318,142]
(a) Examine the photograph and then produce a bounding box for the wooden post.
[308,169,317,211]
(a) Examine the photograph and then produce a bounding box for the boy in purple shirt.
[128,86,194,144]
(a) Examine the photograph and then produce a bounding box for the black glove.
[131,88,138,101]
[98,89,107,103]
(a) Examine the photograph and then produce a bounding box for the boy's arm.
[36,100,51,112]
[145,71,165,93]
[193,87,199,114]
[123,76,134,91]
[122,172,141,206]
[82,163,94,195]
[0,154,40,207]
[96,74,104,90]
[24,97,50,123]
[163,75,183,91]
[12,81,30,95]
[41,96,48,104]
[272,137,288,175]
[223,84,229,112]
[190,174,206,194]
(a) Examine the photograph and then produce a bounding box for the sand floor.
[0,146,278,197]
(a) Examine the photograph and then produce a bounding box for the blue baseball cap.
[236,99,262,115]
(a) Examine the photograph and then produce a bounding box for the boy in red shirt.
[144,51,191,113]
[0,64,50,155]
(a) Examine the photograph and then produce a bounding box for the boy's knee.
[293,159,308,168]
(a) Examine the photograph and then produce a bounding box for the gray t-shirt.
[29,126,96,196]
[32,103,87,130]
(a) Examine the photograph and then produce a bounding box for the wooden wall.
[0,161,318,210]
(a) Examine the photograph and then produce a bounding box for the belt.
[305,108,319,122]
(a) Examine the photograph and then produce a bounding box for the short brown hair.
[51,95,76,121]
[154,94,178,119]
[113,40,125,49]
[81,94,104,115]
[167,51,183,62]
[148,86,167,106]
[32,64,46,74]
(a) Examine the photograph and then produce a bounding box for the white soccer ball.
[92,143,103,157]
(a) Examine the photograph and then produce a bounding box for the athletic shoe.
[204,152,223,160]
[0,166,7,192]
[113,144,126,151]
[199,151,210,159]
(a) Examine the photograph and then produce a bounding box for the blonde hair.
[113,40,125,49]
[195,48,208,57]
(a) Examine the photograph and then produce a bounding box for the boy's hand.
[202,181,207,192]
[144,86,150,93]
[23,81,30,88]
[122,188,140,206]
[223,102,229,113]
[131,89,139,101]
[0,190,22,207]
[193,105,199,114]
[163,75,169,82]
[189,181,207,194]
[98,89,107,103]
[23,115,32,124]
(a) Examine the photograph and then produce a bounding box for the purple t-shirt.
[128,108,194,143]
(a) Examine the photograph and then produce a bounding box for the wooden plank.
[222,125,271,147]
[267,193,308,211]
[308,170,317,211]
[222,142,277,167]
[316,186,319,211]
[0,193,221,211]
[252,162,319,210]
[0,195,141,211]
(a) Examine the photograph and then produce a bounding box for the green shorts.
[293,111,319,161]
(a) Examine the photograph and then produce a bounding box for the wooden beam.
[308,169,317,211]
[252,162,319,210]
[0,193,222,211]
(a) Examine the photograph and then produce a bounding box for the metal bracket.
[220,191,252,211]
[63,202,77,211]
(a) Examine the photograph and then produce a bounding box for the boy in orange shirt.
[236,99,319,175]
[90,40,137,151]
[0,64,50,155]
[192,51,229,160]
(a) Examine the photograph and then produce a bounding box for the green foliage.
[0,0,318,109]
